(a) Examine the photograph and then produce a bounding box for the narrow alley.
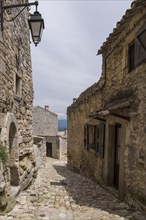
[1,158,146,220]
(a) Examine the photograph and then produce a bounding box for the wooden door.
[113,124,121,189]
[46,142,52,157]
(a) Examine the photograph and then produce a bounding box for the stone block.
[20,170,27,183]
[0,59,6,75]
[0,195,7,210]
[0,170,5,193]
[0,182,5,193]
[20,171,33,191]
[19,160,26,170]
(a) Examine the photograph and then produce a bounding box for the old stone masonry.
[0,158,146,220]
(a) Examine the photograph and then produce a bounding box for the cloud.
[30,0,132,115]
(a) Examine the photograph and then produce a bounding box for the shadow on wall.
[52,163,145,219]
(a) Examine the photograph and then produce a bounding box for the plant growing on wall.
[0,143,8,164]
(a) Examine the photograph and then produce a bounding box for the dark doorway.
[9,122,19,186]
[46,142,52,157]
[113,124,121,189]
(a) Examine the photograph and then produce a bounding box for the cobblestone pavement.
[1,158,146,220]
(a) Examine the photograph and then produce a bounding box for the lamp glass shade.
[28,11,45,46]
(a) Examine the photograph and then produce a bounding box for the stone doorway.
[9,122,19,186]
[113,124,121,190]
[46,142,52,157]
[106,123,121,189]
[104,117,126,199]
[1,113,19,186]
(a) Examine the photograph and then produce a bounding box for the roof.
[97,0,146,55]
[33,106,58,117]
[32,106,58,136]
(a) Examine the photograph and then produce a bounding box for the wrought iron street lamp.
[28,11,44,46]
[0,0,45,46]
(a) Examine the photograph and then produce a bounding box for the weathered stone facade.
[33,106,67,160]
[33,136,46,168]
[0,0,36,213]
[67,0,146,212]
[59,136,67,160]
[33,106,58,137]
[33,106,60,159]
[58,130,67,160]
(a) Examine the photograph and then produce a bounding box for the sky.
[30,0,132,119]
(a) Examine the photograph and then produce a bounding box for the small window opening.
[15,74,21,96]
[128,41,135,72]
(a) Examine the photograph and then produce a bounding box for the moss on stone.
[0,143,8,165]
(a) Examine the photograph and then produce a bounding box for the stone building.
[58,130,67,160]
[0,0,37,212]
[33,106,65,160]
[67,0,146,212]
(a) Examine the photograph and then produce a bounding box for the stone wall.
[32,106,62,160]
[67,0,146,212]
[32,106,58,137]
[0,0,35,213]
[33,136,46,168]
[46,136,59,159]
[59,136,67,160]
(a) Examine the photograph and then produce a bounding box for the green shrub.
[0,143,8,164]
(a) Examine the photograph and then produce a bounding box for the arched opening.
[0,112,20,193]
[9,122,19,186]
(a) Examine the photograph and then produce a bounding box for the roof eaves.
[97,0,146,55]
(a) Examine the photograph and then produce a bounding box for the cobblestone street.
[1,158,146,220]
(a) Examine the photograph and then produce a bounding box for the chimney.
[44,105,49,111]
[73,98,77,103]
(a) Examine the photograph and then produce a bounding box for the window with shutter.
[84,124,89,150]
[128,41,135,72]
[135,24,146,66]
[84,124,96,151]
[88,125,96,150]
[96,123,105,158]
[128,24,146,72]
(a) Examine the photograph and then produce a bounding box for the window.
[84,123,105,158]
[96,124,105,158]
[128,24,146,72]
[84,124,96,151]
[128,41,135,72]
[88,125,96,150]
[15,73,21,97]
[84,124,89,151]
[135,25,146,66]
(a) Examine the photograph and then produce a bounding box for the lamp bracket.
[0,0,38,30]
[2,1,38,11]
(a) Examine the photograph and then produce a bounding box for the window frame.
[128,40,135,72]
[84,123,105,158]
[14,73,22,98]
[128,24,146,72]
[96,123,105,158]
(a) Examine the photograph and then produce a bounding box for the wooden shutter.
[84,124,89,150]
[128,41,135,72]
[96,123,105,158]
[135,24,146,66]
